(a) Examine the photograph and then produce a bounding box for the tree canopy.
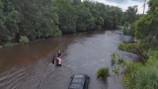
[133,0,158,48]
[0,0,130,45]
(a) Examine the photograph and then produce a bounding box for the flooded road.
[0,31,124,89]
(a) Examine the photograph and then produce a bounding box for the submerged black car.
[68,74,90,89]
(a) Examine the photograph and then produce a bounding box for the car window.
[74,75,85,78]
[69,83,83,89]
[72,78,85,85]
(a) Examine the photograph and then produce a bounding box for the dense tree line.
[0,0,125,46]
[0,0,61,44]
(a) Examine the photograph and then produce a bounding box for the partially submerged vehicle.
[68,74,90,89]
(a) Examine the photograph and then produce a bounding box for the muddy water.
[0,31,124,89]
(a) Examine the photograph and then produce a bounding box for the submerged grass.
[97,67,109,80]
[119,43,138,54]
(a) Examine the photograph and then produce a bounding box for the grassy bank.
[124,51,158,89]
[118,42,158,89]
[119,43,138,54]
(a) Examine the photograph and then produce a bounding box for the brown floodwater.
[0,31,125,89]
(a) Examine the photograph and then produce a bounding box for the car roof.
[69,74,87,89]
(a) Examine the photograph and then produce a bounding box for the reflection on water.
[0,31,124,89]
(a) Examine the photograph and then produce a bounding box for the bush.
[111,53,125,75]
[97,67,109,80]
[112,53,125,65]
[119,43,138,54]
[111,53,119,65]
[3,42,17,47]
[19,36,30,44]
[123,23,134,36]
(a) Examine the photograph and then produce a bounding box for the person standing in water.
[57,50,62,57]
[52,55,56,64]
[56,49,62,67]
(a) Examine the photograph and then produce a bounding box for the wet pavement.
[0,31,125,89]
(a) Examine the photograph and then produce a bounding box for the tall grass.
[124,51,158,89]
[119,43,138,54]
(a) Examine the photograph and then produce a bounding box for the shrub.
[112,53,125,65]
[111,53,125,75]
[123,23,130,35]
[111,53,119,65]
[3,42,17,47]
[119,43,138,54]
[53,30,62,37]
[19,36,30,44]
[97,67,109,80]
[112,65,120,75]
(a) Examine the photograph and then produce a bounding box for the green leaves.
[133,0,158,49]
[97,67,109,80]
[0,0,125,45]
[19,36,29,44]
[124,55,158,89]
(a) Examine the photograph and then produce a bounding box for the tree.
[124,6,138,24]
[0,0,61,44]
[53,0,78,33]
[76,4,95,32]
[133,0,158,48]
[0,0,125,45]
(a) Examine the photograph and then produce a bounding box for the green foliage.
[111,53,125,75]
[124,6,138,24]
[76,4,95,32]
[123,23,130,35]
[133,0,158,49]
[124,51,158,89]
[111,53,117,65]
[53,0,77,33]
[0,0,126,46]
[3,42,17,47]
[148,0,158,13]
[119,43,138,54]
[121,5,139,35]
[19,36,29,44]
[0,0,60,44]
[112,65,120,75]
[97,67,109,80]
[134,15,153,39]
[122,0,158,89]
[112,53,124,65]
[123,23,134,36]
[119,43,148,60]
